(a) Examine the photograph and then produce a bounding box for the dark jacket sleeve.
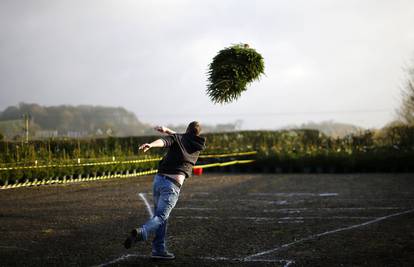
[160,135,176,147]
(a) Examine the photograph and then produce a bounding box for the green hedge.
[1,126,413,185]
[0,159,159,186]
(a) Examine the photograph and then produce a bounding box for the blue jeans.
[141,174,181,253]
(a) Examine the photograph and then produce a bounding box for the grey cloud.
[1,0,413,129]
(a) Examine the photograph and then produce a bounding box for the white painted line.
[244,208,414,260]
[248,192,338,197]
[276,209,301,214]
[323,207,404,210]
[284,260,295,267]
[278,220,304,224]
[185,198,294,204]
[199,256,294,265]
[183,196,414,202]
[187,197,414,205]
[239,199,290,205]
[199,256,231,261]
[229,216,275,221]
[175,215,376,221]
[96,253,294,266]
[182,198,220,202]
[248,200,290,205]
[176,206,405,213]
[94,253,143,267]
[264,207,405,213]
[208,257,296,266]
[248,192,312,197]
[176,216,214,220]
[175,216,305,224]
[324,198,414,201]
[279,216,376,220]
[175,207,216,211]
[318,193,339,197]
[138,193,153,218]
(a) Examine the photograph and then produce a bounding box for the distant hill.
[0,103,152,139]
[285,120,364,137]
[166,120,243,134]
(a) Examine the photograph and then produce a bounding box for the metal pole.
[25,114,29,143]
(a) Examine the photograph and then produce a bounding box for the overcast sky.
[1,0,413,129]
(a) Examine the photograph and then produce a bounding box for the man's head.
[186,121,201,136]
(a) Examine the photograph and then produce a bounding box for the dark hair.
[186,121,201,136]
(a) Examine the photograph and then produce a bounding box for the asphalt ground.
[1,173,414,266]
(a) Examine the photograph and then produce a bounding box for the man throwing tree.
[124,121,206,260]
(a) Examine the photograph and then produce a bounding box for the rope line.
[0,158,162,171]
[196,159,256,169]
[0,159,256,190]
[0,151,257,171]
[198,151,257,159]
[0,169,158,190]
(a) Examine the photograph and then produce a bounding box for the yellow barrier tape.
[0,158,162,171]
[0,158,256,190]
[0,169,158,190]
[194,159,255,169]
[199,151,257,159]
[0,151,257,171]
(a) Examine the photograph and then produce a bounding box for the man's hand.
[154,126,168,134]
[139,143,152,153]
[154,126,176,135]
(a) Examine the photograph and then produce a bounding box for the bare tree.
[397,62,414,125]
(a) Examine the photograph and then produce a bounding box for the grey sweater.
[158,133,206,178]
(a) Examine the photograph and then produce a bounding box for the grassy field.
[1,173,413,266]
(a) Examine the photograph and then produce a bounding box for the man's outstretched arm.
[139,126,176,152]
[139,139,165,153]
[154,126,176,135]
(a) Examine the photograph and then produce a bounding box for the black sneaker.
[123,228,143,249]
[151,251,175,260]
